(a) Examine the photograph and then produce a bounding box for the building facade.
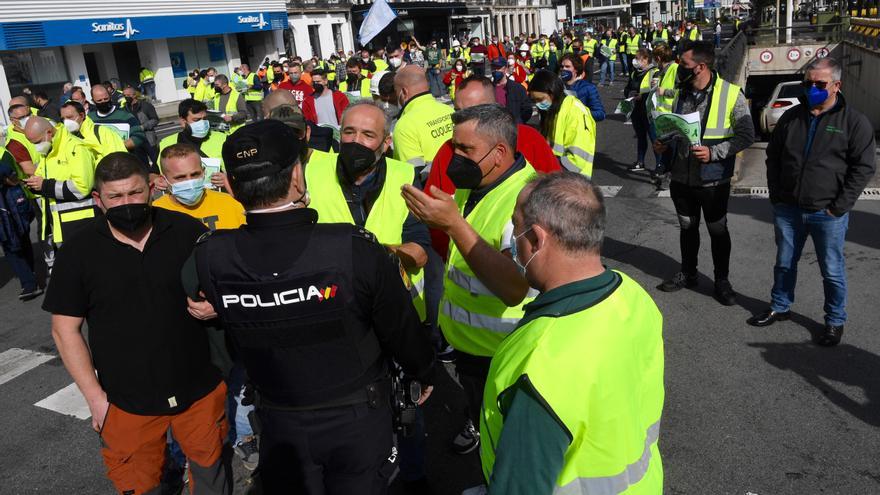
[287,0,356,58]
[0,0,288,122]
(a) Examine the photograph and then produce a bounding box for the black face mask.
[105,203,151,233]
[676,65,698,88]
[95,100,113,113]
[338,141,381,182]
[312,82,324,94]
[447,147,494,190]
[347,73,358,83]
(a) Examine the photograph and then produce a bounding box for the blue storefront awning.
[0,11,288,51]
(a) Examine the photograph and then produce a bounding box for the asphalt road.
[2,79,879,494]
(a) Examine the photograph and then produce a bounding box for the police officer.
[189,120,436,494]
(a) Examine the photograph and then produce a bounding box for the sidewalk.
[733,142,880,191]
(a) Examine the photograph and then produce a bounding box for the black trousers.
[670,181,732,281]
[257,401,394,495]
[455,352,492,429]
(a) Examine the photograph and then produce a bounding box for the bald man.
[23,116,96,268]
[425,75,558,259]
[392,65,454,179]
[89,84,149,167]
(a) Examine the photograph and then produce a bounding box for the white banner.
[359,0,397,46]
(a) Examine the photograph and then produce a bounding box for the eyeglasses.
[801,80,832,90]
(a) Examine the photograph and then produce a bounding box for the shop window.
[2,47,69,98]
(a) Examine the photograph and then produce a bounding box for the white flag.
[359,0,397,46]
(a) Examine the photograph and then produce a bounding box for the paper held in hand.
[652,110,702,146]
[614,97,635,121]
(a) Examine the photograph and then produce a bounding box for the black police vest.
[198,223,384,408]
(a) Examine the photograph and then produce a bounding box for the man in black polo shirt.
[43,152,231,495]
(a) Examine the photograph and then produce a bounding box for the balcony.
[287,0,353,11]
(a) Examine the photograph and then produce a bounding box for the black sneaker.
[19,287,44,301]
[451,419,480,455]
[234,436,259,471]
[654,174,670,191]
[658,272,698,292]
[714,279,737,306]
[628,161,645,172]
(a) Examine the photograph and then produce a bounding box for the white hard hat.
[519,43,530,52]
[452,39,461,47]
[370,70,388,96]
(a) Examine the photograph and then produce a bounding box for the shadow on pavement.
[595,151,656,185]
[727,198,880,250]
[748,342,880,427]
[603,236,825,338]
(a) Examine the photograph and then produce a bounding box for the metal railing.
[743,21,848,45]
[846,17,880,51]
[716,31,747,84]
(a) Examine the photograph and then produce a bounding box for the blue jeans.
[619,53,629,75]
[226,362,254,444]
[427,68,445,97]
[771,204,849,326]
[1,234,37,292]
[599,60,615,85]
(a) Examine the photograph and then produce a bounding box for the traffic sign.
[787,48,802,62]
[816,47,830,59]
[760,50,773,63]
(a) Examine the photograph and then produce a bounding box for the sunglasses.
[801,80,832,90]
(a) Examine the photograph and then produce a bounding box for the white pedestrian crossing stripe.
[35,383,91,420]
[599,185,622,197]
[0,348,54,386]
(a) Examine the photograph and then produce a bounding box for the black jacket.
[766,93,876,215]
[503,79,533,125]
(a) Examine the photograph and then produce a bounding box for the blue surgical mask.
[510,227,538,276]
[492,71,505,84]
[168,177,206,206]
[560,69,574,82]
[189,119,210,138]
[536,100,552,111]
[805,85,829,108]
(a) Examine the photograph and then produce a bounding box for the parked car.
[760,81,802,135]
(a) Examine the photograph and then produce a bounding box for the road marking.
[657,190,671,198]
[652,188,880,200]
[599,185,622,197]
[34,383,91,420]
[0,348,55,387]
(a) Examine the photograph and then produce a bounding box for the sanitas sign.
[92,19,140,39]
[237,13,268,29]
[0,11,287,51]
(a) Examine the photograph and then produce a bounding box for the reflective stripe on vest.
[305,151,427,320]
[639,68,658,94]
[439,163,537,357]
[552,421,661,495]
[244,73,263,101]
[703,78,740,140]
[214,90,244,133]
[481,272,664,494]
[50,197,95,213]
[654,64,678,113]
[549,97,596,178]
[626,34,641,55]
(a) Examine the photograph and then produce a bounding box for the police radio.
[390,367,421,437]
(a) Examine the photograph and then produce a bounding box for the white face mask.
[207,76,216,83]
[508,58,516,66]
[17,116,29,130]
[455,64,463,71]
[35,140,52,155]
[63,118,81,133]
[390,57,402,68]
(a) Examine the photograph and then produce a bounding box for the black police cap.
[221,120,304,182]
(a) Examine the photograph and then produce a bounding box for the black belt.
[256,378,391,412]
